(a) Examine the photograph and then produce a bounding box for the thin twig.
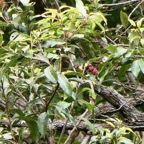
[128,0,144,20]
[64,110,88,144]
[54,0,60,10]
[45,83,59,111]
[102,0,138,7]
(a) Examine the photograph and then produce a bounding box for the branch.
[95,85,144,125]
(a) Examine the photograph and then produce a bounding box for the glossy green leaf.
[44,66,57,83]
[75,0,86,17]
[136,18,144,28]
[19,116,40,142]
[120,11,128,28]
[57,101,71,109]
[78,99,94,113]
[38,112,48,136]
[1,57,19,76]
[138,58,144,74]
[131,60,140,77]
[19,0,30,6]
[63,71,86,78]
[115,47,127,57]
[82,118,95,133]
[27,120,40,142]
[57,73,73,97]
[11,109,25,117]
[42,40,65,48]
[72,34,84,39]
[34,54,50,64]
[2,133,13,140]
[105,45,117,54]
[129,19,136,27]
[0,31,3,45]
[118,137,133,144]
[140,39,144,47]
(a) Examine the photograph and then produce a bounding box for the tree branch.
[95,85,144,125]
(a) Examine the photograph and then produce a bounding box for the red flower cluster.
[86,65,98,75]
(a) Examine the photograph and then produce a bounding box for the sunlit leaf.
[131,60,140,77]
[75,0,86,17]
[44,66,57,83]
[2,133,13,140]
[105,45,117,54]
[63,71,86,79]
[19,0,30,6]
[82,118,95,133]
[129,19,136,27]
[115,47,127,57]
[57,101,71,109]
[38,112,48,136]
[43,40,65,48]
[57,73,73,97]
[118,137,134,144]
[120,11,128,28]
[137,18,144,28]
[138,58,144,74]
[78,99,94,113]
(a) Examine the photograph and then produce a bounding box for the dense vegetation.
[0,0,144,143]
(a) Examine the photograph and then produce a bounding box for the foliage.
[0,0,144,143]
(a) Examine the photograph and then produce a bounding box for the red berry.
[92,69,98,75]
[88,66,94,72]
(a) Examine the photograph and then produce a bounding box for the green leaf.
[118,64,131,81]
[44,66,57,83]
[105,45,117,54]
[1,57,19,76]
[140,39,144,47]
[136,18,144,28]
[27,120,40,142]
[75,0,86,17]
[2,133,13,140]
[89,12,107,24]
[57,73,73,97]
[34,54,50,64]
[57,101,71,109]
[120,11,128,28]
[0,31,3,45]
[11,109,25,117]
[138,59,144,74]
[19,116,40,142]
[118,137,134,144]
[89,90,97,100]
[131,60,140,77]
[78,99,94,113]
[72,34,84,39]
[63,71,86,79]
[19,0,30,6]
[42,40,65,48]
[0,21,8,27]
[129,19,136,27]
[115,47,127,57]
[101,119,115,128]
[38,112,48,136]
[82,118,95,133]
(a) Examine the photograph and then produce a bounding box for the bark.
[95,85,144,125]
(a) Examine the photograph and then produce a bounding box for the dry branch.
[95,85,144,126]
